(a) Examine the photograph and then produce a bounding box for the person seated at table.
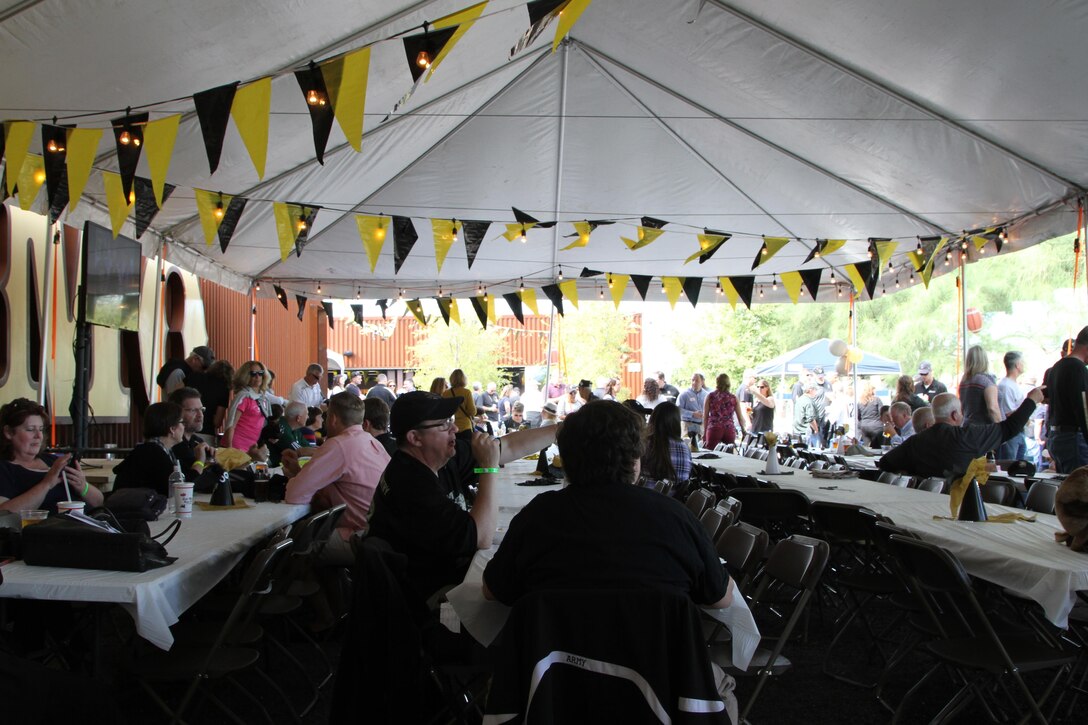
[0,398,103,513]
[363,397,397,456]
[501,402,532,434]
[301,405,324,446]
[878,390,1043,479]
[882,401,915,445]
[482,400,736,719]
[264,401,312,467]
[912,405,936,435]
[280,392,390,566]
[640,401,691,485]
[366,391,560,603]
[857,383,885,446]
[167,387,216,481]
[113,402,186,497]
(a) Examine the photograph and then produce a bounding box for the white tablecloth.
[445,461,760,669]
[697,452,1088,627]
[0,496,309,649]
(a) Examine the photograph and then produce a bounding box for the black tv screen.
[82,221,141,332]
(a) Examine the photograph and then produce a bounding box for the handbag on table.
[22,513,180,572]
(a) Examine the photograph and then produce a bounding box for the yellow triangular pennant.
[273,202,307,262]
[143,115,180,207]
[755,236,790,268]
[519,288,539,315]
[431,218,460,273]
[781,271,803,304]
[971,228,996,252]
[194,189,232,247]
[64,128,103,214]
[608,273,629,308]
[926,236,949,267]
[821,239,847,256]
[720,277,739,310]
[449,297,461,326]
[232,77,271,180]
[908,249,926,271]
[662,277,684,309]
[487,293,497,324]
[16,154,45,211]
[355,215,389,272]
[558,279,580,309]
[560,221,594,251]
[553,0,592,51]
[429,2,488,80]
[102,170,134,237]
[844,264,867,295]
[621,226,665,250]
[685,232,727,264]
[503,222,536,242]
[920,257,935,288]
[324,47,369,152]
[4,121,36,195]
[876,240,898,266]
[406,299,427,326]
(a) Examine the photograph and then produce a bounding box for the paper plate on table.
[810,469,858,480]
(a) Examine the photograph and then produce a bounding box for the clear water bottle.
[167,462,184,515]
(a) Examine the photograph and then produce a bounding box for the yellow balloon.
[847,347,864,363]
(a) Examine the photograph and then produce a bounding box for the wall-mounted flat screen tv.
[82,221,141,332]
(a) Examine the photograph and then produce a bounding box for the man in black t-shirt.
[366,391,559,601]
[656,371,680,404]
[914,361,947,403]
[1045,327,1088,473]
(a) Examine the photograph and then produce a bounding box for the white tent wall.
[2,0,1085,302]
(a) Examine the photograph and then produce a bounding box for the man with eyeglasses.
[167,387,215,481]
[367,391,561,602]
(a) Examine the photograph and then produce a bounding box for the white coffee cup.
[57,500,85,516]
[175,483,196,518]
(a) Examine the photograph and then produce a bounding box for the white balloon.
[828,338,848,357]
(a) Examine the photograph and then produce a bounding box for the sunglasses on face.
[250,370,265,377]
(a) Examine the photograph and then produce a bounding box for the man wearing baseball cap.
[367,391,560,601]
[914,361,947,403]
[156,345,215,395]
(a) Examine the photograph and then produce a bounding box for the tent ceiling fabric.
[2,0,1084,302]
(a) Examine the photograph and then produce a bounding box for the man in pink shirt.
[282,391,390,565]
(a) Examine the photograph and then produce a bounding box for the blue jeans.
[1047,432,1088,474]
[996,433,1027,463]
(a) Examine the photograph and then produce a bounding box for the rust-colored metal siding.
[199,280,326,396]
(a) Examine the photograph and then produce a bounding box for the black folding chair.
[729,488,811,542]
[1023,481,1058,514]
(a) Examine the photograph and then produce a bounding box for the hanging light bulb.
[133,135,141,147]
[758,285,764,298]
[910,269,916,284]
[298,217,308,232]
[772,274,777,291]
[519,278,524,291]
[867,247,873,259]
[916,238,923,254]
[317,281,322,294]
[214,197,225,221]
[895,276,900,289]
[46,138,64,153]
[716,280,722,295]
[999,228,1007,241]
[128,189,135,204]
[255,280,261,291]
[356,286,361,299]
[558,268,564,281]
[944,251,952,266]
[306,89,326,106]
[119,129,131,145]
[837,285,843,298]
[607,274,614,289]
[519,225,527,243]
[661,279,667,293]
[830,270,836,284]
[451,220,458,243]
[477,282,483,296]
[978,243,986,255]
[887,259,893,271]
[398,288,405,301]
[416,49,431,69]
[598,286,604,299]
[374,222,386,242]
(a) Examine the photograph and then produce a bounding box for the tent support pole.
[37,215,54,409]
[959,254,968,372]
[149,242,166,403]
[544,40,571,396]
[850,293,859,443]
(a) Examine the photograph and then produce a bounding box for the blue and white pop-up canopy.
[753,339,901,378]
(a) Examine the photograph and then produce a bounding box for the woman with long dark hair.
[641,402,691,483]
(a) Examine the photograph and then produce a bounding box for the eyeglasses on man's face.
[182,406,205,414]
[415,418,456,433]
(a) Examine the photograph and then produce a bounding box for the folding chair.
[913,477,948,494]
[132,538,296,724]
[1023,481,1058,514]
[715,522,769,592]
[711,535,830,723]
[685,488,715,519]
[714,495,743,529]
[886,535,1074,724]
[699,507,727,542]
[981,479,1016,507]
[729,488,811,542]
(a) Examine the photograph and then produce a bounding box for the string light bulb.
[46,138,64,153]
[416,50,431,69]
[519,225,527,243]
[356,286,361,299]
[716,280,723,295]
[119,130,131,145]
[451,221,458,243]
[910,269,916,284]
[128,189,135,204]
[374,223,386,242]
[558,268,563,281]
[759,285,764,298]
[607,273,614,289]
[916,238,923,254]
[519,278,524,291]
[772,274,777,291]
[598,286,604,299]
[944,251,952,266]
[398,288,405,301]
[477,282,484,296]
[837,285,843,298]
[214,198,225,221]
[306,89,327,106]
[999,228,1007,241]
[255,280,261,291]
[317,281,322,294]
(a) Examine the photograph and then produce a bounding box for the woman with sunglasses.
[748,379,776,434]
[113,402,186,496]
[1,398,103,513]
[223,361,272,452]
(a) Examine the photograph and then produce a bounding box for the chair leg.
[891,661,943,725]
[267,633,320,718]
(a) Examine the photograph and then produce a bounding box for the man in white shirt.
[290,363,325,408]
[996,351,1027,462]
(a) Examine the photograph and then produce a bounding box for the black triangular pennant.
[41,124,71,221]
[803,239,825,264]
[351,303,364,326]
[730,276,755,309]
[402,26,458,83]
[503,292,525,324]
[274,285,289,310]
[512,206,556,229]
[132,176,174,239]
[192,83,238,174]
[461,220,490,268]
[699,229,731,264]
[541,284,564,316]
[630,274,652,300]
[217,195,247,253]
[854,260,878,300]
[321,301,335,330]
[641,216,669,230]
[296,294,307,322]
[682,277,702,307]
[799,268,823,301]
[392,216,418,273]
[511,0,565,57]
[376,299,390,319]
[579,267,604,278]
[469,297,489,328]
[437,298,452,326]
[294,66,335,165]
[111,112,149,200]
[0,126,7,199]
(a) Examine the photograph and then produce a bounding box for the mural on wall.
[0,204,209,420]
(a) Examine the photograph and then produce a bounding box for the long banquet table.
[696,452,1088,628]
[0,496,310,649]
[445,460,761,669]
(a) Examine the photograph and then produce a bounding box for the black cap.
[191,346,215,368]
[812,366,824,375]
[578,379,593,388]
[390,391,462,438]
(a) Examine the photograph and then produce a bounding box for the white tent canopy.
[2,0,1083,305]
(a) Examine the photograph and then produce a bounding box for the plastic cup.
[297,456,312,468]
[175,483,195,518]
[57,501,85,516]
[20,510,48,528]
[103,443,117,460]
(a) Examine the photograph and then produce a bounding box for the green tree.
[556,303,635,386]
[408,320,509,388]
